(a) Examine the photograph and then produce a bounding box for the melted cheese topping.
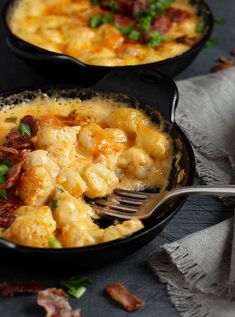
[0,95,173,248]
[9,0,203,66]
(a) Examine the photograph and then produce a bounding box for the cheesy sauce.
[0,95,173,248]
[9,0,204,66]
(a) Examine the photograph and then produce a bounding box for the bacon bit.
[218,57,234,65]
[116,0,148,16]
[211,62,234,73]
[105,283,144,312]
[210,57,234,73]
[5,128,34,151]
[176,35,198,46]
[37,288,81,317]
[0,189,23,228]
[0,160,25,190]
[152,15,172,35]
[20,115,38,135]
[114,14,135,26]
[0,202,16,228]
[166,7,192,23]
[0,281,43,296]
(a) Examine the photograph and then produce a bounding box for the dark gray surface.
[0,0,234,316]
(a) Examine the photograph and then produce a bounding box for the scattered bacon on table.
[37,288,81,317]
[0,281,43,296]
[211,57,234,73]
[105,283,144,312]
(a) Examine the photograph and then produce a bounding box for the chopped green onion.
[5,117,17,124]
[49,200,58,210]
[49,237,62,248]
[160,35,172,42]
[128,30,141,41]
[0,159,13,168]
[195,21,205,33]
[205,38,218,48]
[102,13,113,24]
[89,14,103,28]
[89,13,113,28]
[139,15,152,33]
[214,16,225,25]
[117,24,134,36]
[0,190,7,199]
[0,175,5,184]
[61,276,93,299]
[147,31,162,47]
[0,164,10,176]
[68,286,87,299]
[18,123,31,138]
[91,0,104,5]
[108,0,118,11]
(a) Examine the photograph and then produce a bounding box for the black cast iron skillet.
[3,0,213,80]
[0,69,195,268]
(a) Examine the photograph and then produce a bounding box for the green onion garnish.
[49,237,62,249]
[195,21,205,33]
[0,190,7,199]
[128,30,141,41]
[205,38,218,49]
[18,123,31,138]
[61,276,93,299]
[214,16,225,25]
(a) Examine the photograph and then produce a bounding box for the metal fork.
[91,185,235,220]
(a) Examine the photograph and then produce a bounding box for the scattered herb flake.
[49,237,62,249]
[147,32,162,47]
[205,38,218,48]
[18,123,31,138]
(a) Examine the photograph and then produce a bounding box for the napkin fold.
[149,67,235,317]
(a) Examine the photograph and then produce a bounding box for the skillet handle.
[92,68,179,122]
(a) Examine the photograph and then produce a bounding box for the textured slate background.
[0,0,234,316]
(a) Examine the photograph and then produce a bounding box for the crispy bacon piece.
[37,288,81,317]
[166,7,192,23]
[116,0,148,16]
[114,13,135,26]
[0,281,43,296]
[0,160,25,190]
[105,283,144,312]
[5,128,34,151]
[152,15,172,34]
[176,35,198,46]
[211,57,234,73]
[0,201,16,228]
[20,115,38,135]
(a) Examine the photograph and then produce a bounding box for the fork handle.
[167,185,235,199]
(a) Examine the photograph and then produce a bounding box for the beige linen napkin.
[150,67,235,317]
